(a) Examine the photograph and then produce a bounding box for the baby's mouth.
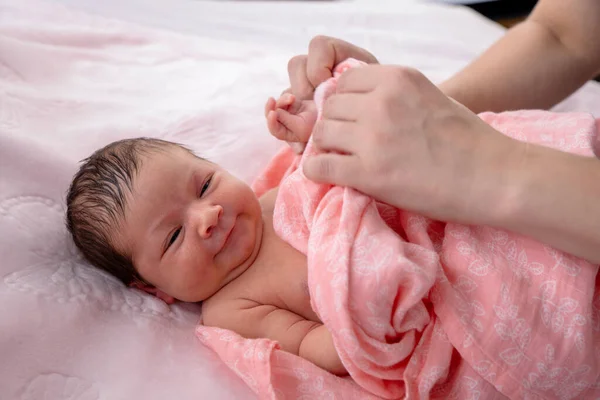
[218,218,236,254]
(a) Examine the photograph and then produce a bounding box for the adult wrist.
[469,132,531,229]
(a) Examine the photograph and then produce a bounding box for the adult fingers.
[335,65,382,94]
[321,93,366,122]
[306,35,378,90]
[303,153,363,188]
[287,55,314,101]
[312,120,360,154]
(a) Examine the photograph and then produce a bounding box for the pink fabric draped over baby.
[197,59,600,399]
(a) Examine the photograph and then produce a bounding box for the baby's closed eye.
[167,228,181,249]
[199,175,212,197]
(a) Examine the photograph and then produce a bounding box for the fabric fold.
[198,59,600,400]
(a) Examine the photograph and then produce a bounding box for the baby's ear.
[130,281,176,305]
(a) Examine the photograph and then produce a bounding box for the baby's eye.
[200,176,212,197]
[167,228,181,249]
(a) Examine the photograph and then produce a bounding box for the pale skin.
[119,147,346,375]
[270,0,600,264]
[440,0,600,113]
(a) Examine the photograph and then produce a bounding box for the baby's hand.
[265,93,317,154]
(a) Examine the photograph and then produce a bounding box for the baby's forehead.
[136,144,201,172]
[126,145,208,208]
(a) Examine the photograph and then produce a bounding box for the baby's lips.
[216,220,235,255]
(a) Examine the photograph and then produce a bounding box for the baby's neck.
[202,213,273,307]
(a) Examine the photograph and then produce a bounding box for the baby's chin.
[213,217,264,295]
[229,214,263,268]
[174,271,240,303]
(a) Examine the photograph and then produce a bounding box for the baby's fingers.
[275,109,312,143]
[264,97,276,118]
[276,93,296,109]
[267,110,287,139]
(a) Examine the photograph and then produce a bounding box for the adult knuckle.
[309,35,331,51]
[394,66,426,88]
[387,67,404,85]
[287,55,303,73]
[404,66,422,79]
[387,66,405,83]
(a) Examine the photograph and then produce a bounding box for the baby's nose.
[197,205,223,239]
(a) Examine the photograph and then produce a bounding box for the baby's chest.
[248,211,319,322]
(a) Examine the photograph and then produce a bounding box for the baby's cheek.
[176,270,211,302]
[168,254,205,297]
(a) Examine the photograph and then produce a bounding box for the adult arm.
[439,0,600,113]
[491,142,600,264]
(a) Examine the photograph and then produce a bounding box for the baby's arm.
[297,324,346,375]
[265,93,317,152]
[204,301,347,375]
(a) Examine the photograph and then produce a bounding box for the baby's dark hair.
[66,137,193,285]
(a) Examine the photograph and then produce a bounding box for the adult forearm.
[486,141,600,263]
[440,20,598,114]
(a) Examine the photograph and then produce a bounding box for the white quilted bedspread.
[2,0,600,399]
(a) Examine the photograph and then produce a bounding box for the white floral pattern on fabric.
[197,60,600,399]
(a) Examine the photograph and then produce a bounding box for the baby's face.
[118,147,263,302]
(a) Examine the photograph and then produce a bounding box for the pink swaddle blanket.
[197,60,600,399]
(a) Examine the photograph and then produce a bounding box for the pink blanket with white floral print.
[197,60,600,399]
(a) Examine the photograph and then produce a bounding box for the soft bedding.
[2,0,600,399]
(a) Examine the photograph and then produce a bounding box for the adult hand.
[286,35,379,102]
[303,64,524,225]
[272,36,378,152]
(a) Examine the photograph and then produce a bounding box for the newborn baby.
[64,94,345,373]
